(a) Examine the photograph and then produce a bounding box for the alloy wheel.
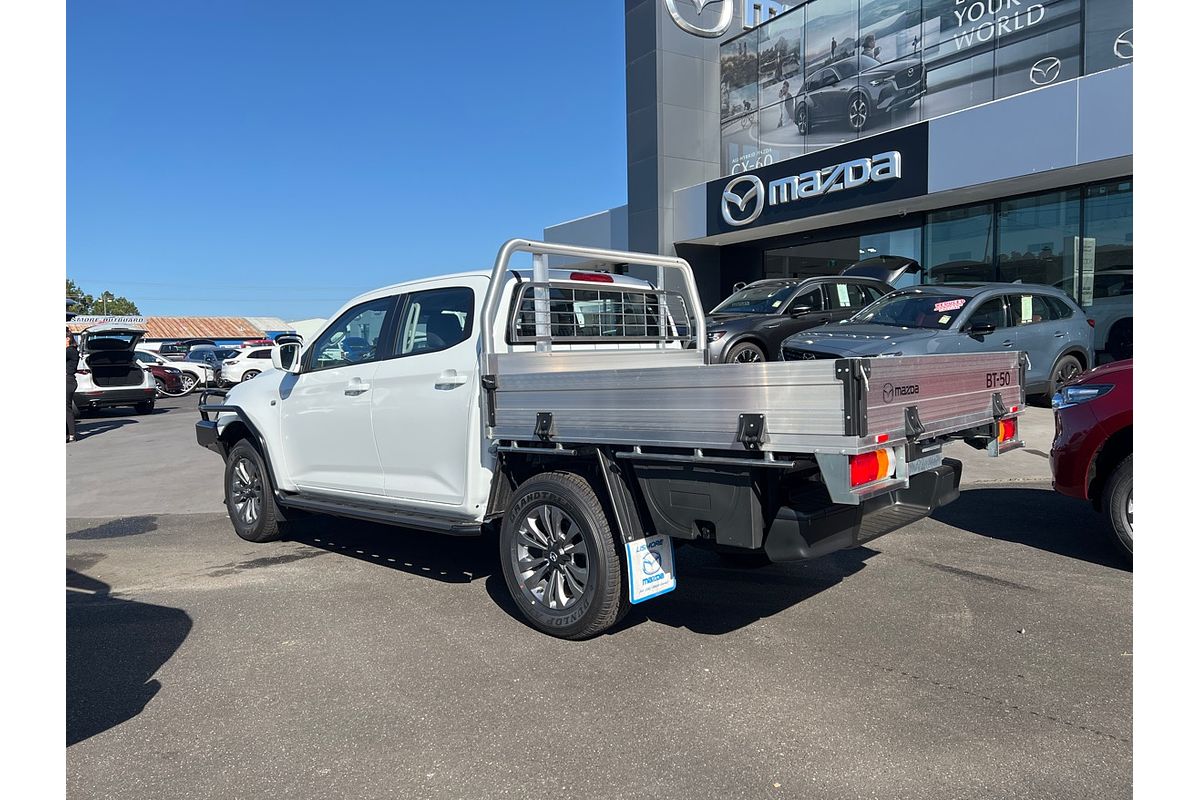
[512,504,590,611]
[733,347,763,363]
[230,456,263,528]
[848,96,869,130]
[795,106,809,135]
[1053,358,1082,390]
[154,377,166,396]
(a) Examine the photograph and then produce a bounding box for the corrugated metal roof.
[69,316,266,339]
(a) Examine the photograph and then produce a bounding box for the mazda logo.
[1113,28,1133,60]
[1029,57,1061,86]
[663,0,734,38]
[721,174,766,227]
[882,383,895,403]
[642,552,663,576]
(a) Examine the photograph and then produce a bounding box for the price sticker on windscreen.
[933,298,967,313]
[625,536,676,604]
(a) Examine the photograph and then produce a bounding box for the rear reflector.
[998,417,1017,443]
[568,271,614,283]
[849,448,895,488]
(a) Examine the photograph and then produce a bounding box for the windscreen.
[849,292,971,330]
[711,284,794,314]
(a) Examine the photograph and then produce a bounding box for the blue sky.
[68,0,628,319]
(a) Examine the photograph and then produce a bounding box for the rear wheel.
[725,342,766,364]
[134,400,155,414]
[1103,455,1132,560]
[794,103,810,135]
[848,93,870,131]
[224,439,283,543]
[1044,354,1083,402]
[499,471,627,639]
[241,369,261,382]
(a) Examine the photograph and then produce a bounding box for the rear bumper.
[763,459,962,562]
[73,387,156,408]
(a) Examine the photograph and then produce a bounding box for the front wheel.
[168,373,199,396]
[1103,455,1132,560]
[1045,354,1084,402]
[224,439,283,543]
[499,471,628,640]
[725,342,766,364]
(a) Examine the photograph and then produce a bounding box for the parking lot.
[67,398,1131,800]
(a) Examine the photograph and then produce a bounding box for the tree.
[66,279,140,315]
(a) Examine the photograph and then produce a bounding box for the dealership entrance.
[763,226,923,285]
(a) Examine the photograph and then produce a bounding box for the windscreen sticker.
[772,300,783,308]
[625,536,677,604]
[933,298,967,312]
[939,314,952,324]
[836,284,850,307]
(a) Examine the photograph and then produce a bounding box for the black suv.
[704,274,894,363]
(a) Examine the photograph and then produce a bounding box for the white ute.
[197,240,1026,639]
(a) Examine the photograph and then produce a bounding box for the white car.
[74,324,158,414]
[220,346,276,383]
[134,350,213,396]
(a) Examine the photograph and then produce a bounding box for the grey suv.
[704,275,893,363]
[781,284,1095,401]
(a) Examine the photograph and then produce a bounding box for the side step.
[279,494,483,537]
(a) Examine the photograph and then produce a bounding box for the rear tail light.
[1086,319,1095,328]
[849,448,896,488]
[568,271,614,283]
[75,369,90,375]
[998,417,1017,443]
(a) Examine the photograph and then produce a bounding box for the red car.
[1050,359,1132,560]
[144,363,186,398]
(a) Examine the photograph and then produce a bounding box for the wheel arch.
[723,334,770,362]
[216,414,288,495]
[1088,425,1132,507]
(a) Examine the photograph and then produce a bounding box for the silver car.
[780,284,1095,402]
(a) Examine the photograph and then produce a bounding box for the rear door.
[278,296,397,496]
[823,280,881,323]
[1006,292,1083,383]
[371,283,482,508]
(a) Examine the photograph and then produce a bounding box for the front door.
[371,284,480,508]
[279,296,396,496]
[954,295,1017,356]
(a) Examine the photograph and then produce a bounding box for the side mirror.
[272,336,303,374]
[967,322,996,336]
[789,305,814,316]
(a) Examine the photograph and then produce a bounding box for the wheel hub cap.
[230,457,263,526]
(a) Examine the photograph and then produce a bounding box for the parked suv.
[781,283,1094,402]
[793,54,925,134]
[1050,359,1132,560]
[220,346,275,383]
[134,350,213,395]
[705,275,892,363]
[73,324,157,413]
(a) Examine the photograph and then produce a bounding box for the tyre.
[499,471,628,640]
[134,400,155,414]
[848,93,870,131]
[725,341,766,364]
[1102,455,1132,560]
[794,103,809,135]
[224,439,283,543]
[171,373,199,396]
[241,369,261,382]
[1044,354,1083,402]
[1106,320,1133,361]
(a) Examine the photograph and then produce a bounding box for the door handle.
[344,378,370,396]
[1001,340,1014,347]
[1054,331,1066,338]
[435,369,468,389]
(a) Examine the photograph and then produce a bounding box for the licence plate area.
[905,440,944,478]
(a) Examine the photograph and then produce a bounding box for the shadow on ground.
[932,485,1130,570]
[286,515,874,635]
[67,569,192,746]
[67,516,159,541]
[75,418,140,440]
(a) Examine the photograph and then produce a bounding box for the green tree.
[66,279,140,315]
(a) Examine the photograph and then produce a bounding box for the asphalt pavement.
[66,396,1128,800]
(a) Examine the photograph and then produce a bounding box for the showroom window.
[1084,0,1133,73]
[996,189,1081,290]
[924,204,994,283]
[1082,179,1133,358]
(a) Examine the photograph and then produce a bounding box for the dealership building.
[546,0,1132,358]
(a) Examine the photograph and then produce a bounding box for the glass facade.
[754,178,1132,358]
[720,0,1131,175]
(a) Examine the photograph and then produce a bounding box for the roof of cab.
[340,268,657,308]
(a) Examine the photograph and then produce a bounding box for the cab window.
[310,297,395,370]
[394,287,475,356]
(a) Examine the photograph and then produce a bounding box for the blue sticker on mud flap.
[625,535,676,604]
